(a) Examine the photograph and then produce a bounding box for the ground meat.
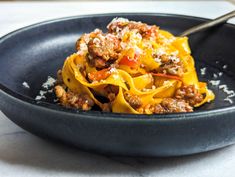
[104,85,119,101]
[124,92,142,109]
[79,66,87,78]
[108,20,158,39]
[150,104,166,114]
[155,54,184,77]
[161,98,193,112]
[55,69,63,85]
[76,29,102,51]
[104,85,119,95]
[90,58,107,69]
[54,85,67,105]
[76,34,89,51]
[160,62,184,76]
[54,85,94,110]
[107,93,116,102]
[149,98,193,114]
[87,32,121,69]
[101,103,112,112]
[175,85,203,106]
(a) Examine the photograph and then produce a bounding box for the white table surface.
[0,1,235,177]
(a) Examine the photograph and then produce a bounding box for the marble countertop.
[0,1,235,177]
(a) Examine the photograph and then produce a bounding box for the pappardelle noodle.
[54,18,215,114]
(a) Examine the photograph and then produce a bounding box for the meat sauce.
[54,18,212,114]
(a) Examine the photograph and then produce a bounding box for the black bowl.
[1,13,235,157]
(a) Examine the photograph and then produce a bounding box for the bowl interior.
[0,14,235,112]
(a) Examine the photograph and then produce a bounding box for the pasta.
[54,18,215,114]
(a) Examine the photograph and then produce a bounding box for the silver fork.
[180,10,235,37]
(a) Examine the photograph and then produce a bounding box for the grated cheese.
[223,65,228,69]
[112,74,119,80]
[42,76,56,89]
[35,90,47,100]
[110,17,129,24]
[110,67,117,73]
[209,80,220,86]
[224,97,233,104]
[94,28,101,33]
[35,76,56,101]
[154,57,161,63]
[53,98,59,102]
[156,47,166,56]
[107,17,129,29]
[219,85,235,95]
[169,55,180,63]
[35,96,43,101]
[134,46,143,55]
[93,37,101,44]
[79,43,88,51]
[228,92,235,98]
[200,67,206,75]
[22,81,30,89]
[120,42,127,49]
[163,80,174,86]
[218,72,223,77]
[217,84,235,104]
[213,73,218,78]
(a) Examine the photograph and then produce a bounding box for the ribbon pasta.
[55,18,215,114]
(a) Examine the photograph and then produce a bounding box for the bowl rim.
[1,12,235,121]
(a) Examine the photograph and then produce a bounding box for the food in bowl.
[54,18,215,114]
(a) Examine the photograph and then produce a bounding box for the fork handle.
[180,10,235,37]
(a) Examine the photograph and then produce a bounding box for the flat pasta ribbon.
[58,19,215,114]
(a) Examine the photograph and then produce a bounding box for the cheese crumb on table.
[22,81,30,89]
